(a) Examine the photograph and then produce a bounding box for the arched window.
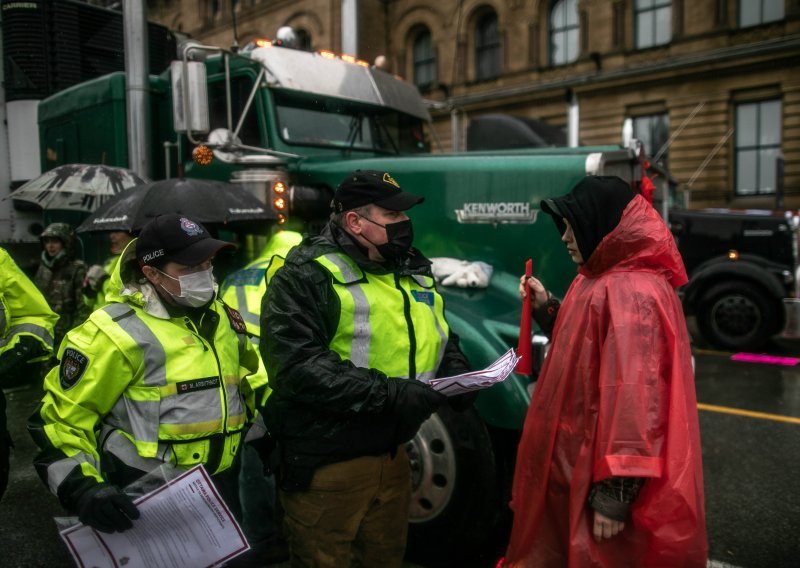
[475,11,501,81]
[296,28,312,51]
[412,28,436,90]
[550,0,578,66]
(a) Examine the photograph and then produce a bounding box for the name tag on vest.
[411,290,434,306]
[177,377,221,394]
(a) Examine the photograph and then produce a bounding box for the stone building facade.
[146,0,800,209]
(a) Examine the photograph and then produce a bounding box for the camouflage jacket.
[34,253,90,345]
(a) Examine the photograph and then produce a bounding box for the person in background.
[34,223,89,349]
[504,176,707,567]
[220,228,303,563]
[0,247,57,502]
[28,214,268,543]
[84,230,135,311]
[261,170,472,566]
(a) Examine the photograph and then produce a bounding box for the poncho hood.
[579,194,688,289]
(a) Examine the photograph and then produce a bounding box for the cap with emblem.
[331,169,424,213]
[136,214,235,267]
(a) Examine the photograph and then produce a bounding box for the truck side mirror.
[171,61,210,135]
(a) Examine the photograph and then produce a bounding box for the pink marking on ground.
[731,353,799,366]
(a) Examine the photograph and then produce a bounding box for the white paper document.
[427,348,521,396]
[60,465,249,568]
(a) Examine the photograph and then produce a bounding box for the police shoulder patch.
[223,304,248,334]
[60,348,89,390]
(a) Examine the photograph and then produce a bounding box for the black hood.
[540,176,636,263]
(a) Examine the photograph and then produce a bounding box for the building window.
[633,113,670,167]
[412,28,436,90]
[296,29,312,51]
[475,12,501,81]
[735,100,782,196]
[739,0,784,27]
[550,0,579,66]
[635,0,672,48]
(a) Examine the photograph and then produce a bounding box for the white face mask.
[156,267,216,307]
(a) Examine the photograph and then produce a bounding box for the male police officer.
[261,170,471,566]
[1,247,57,501]
[29,214,268,533]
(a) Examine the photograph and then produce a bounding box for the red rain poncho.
[505,195,707,567]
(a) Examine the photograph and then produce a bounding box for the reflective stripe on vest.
[99,302,246,465]
[314,253,448,381]
[0,322,55,350]
[46,453,99,496]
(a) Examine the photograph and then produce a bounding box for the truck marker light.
[273,197,286,210]
[193,145,213,166]
[255,39,272,48]
[277,214,286,225]
[727,249,739,261]
[341,54,356,64]
[319,50,336,60]
[273,181,286,194]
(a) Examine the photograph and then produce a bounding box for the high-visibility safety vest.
[220,231,302,340]
[35,298,267,491]
[313,252,449,382]
[0,247,58,356]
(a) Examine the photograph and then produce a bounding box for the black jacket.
[260,222,470,489]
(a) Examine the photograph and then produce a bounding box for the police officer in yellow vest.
[1,247,58,501]
[220,230,303,342]
[219,229,302,562]
[261,170,472,566]
[28,214,268,534]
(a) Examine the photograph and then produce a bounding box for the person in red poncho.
[504,176,707,567]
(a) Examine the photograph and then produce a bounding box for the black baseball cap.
[331,170,424,213]
[136,214,234,267]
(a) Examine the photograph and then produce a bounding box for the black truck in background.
[669,208,800,351]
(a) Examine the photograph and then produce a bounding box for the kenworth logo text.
[455,202,538,224]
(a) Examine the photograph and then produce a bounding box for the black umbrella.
[76,178,277,234]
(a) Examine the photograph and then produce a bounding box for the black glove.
[389,378,446,443]
[75,483,140,533]
[0,336,45,375]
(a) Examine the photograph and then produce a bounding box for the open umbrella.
[7,164,149,212]
[76,178,277,234]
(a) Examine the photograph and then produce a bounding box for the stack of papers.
[60,465,249,568]
[427,348,521,396]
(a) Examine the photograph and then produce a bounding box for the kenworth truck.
[35,39,671,564]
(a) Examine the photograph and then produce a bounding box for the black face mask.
[359,216,414,261]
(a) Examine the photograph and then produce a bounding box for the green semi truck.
[35,39,658,564]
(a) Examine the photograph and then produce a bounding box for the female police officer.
[29,214,268,534]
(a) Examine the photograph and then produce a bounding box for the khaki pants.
[280,447,411,568]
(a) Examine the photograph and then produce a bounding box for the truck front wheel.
[697,281,779,351]
[405,404,499,567]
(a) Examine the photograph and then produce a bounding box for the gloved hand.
[75,482,140,533]
[389,378,446,443]
[0,336,45,382]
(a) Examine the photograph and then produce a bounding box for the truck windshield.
[273,90,429,154]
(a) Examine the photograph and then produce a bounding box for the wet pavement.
[694,337,800,568]
[1,337,798,567]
